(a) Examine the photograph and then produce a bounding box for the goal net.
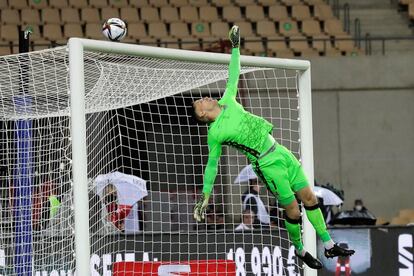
[0,40,314,276]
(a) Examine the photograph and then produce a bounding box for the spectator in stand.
[235,209,255,231]
[241,178,270,227]
[353,199,368,212]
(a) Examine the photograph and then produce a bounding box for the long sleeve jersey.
[202,48,274,196]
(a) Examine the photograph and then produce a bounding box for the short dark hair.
[192,102,208,124]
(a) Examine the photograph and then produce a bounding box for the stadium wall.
[310,53,414,218]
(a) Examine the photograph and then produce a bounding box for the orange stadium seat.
[43,24,63,41]
[199,6,219,22]
[170,0,189,7]
[61,8,81,24]
[102,7,120,19]
[211,0,232,6]
[191,22,211,38]
[257,20,277,37]
[120,8,140,23]
[268,5,289,22]
[170,22,190,38]
[222,6,243,22]
[234,21,254,36]
[324,19,347,36]
[41,8,61,24]
[1,9,21,25]
[160,6,180,22]
[64,23,84,38]
[89,0,108,8]
[279,19,301,36]
[29,0,48,9]
[245,5,265,21]
[0,25,19,41]
[49,0,69,8]
[211,21,229,38]
[149,0,169,7]
[109,0,128,7]
[68,0,88,8]
[9,0,28,9]
[189,0,208,7]
[179,6,199,22]
[234,0,255,6]
[127,22,147,39]
[129,0,149,8]
[314,4,335,20]
[302,19,322,37]
[140,7,160,22]
[291,4,312,21]
[148,22,168,38]
[81,8,101,23]
[21,9,41,25]
[85,23,103,39]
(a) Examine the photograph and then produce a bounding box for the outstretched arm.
[221,26,241,102]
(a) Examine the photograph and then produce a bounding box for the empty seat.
[42,8,61,24]
[334,34,354,51]
[29,0,48,9]
[109,0,128,7]
[199,6,219,22]
[303,0,325,5]
[234,0,255,6]
[64,23,84,38]
[0,25,19,41]
[127,22,147,39]
[120,8,140,23]
[180,38,200,50]
[170,0,188,7]
[211,21,229,38]
[61,8,81,24]
[21,9,41,25]
[81,8,101,23]
[43,24,63,41]
[170,22,190,38]
[289,35,310,52]
[9,0,28,9]
[21,25,41,41]
[314,4,334,20]
[160,6,180,22]
[211,0,232,6]
[291,4,312,20]
[300,48,320,57]
[68,0,88,8]
[256,20,277,37]
[312,34,330,51]
[244,36,265,55]
[140,7,160,22]
[50,0,69,8]
[1,9,21,25]
[234,21,254,36]
[245,5,265,21]
[138,37,158,46]
[149,0,169,7]
[279,0,302,5]
[409,3,414,19]
[222,6,242,22]
[268,5,289,21]
[179,6,199,22]
[301,19,322,36]
[191,22,210,38]
[89,0,108,8]
[129,0,149,8]
[102,7,120,19]
[85,23,103,39]
[275,49,295,58]
[324,19,346,35]
[148,22,168,38]
[267,34,288,52]
[162,39,180,49]
[0,46,12,56]
[257,0,276,5]
[188,0,208,7]
[0,0,8,10]
[279,19,301,36]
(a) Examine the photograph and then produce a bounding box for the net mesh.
[0,46,303,275]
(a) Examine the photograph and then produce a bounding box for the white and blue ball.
[102,18,127,41]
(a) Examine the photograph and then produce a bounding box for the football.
[102,18,127,42]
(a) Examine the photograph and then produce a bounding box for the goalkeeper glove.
[228,25,240,48]
[193,193,210,222]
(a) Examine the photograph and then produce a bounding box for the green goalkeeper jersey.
[202,48,274,195]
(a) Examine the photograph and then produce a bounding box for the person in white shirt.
[242,179,270,227]
[235,209,255,231]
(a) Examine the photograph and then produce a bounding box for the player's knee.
[302,190,318,206]
[284,201,301,220]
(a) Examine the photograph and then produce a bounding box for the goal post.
[68,38,316,276]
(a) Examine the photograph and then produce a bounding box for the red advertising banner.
[113,260,236,276]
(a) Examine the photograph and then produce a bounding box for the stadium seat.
[191,22,211,38]
[314,4,335,20]
[129,0,149,8]
[169,0,189,7]
[234,21,254,37]
[289,35,310,52]
[222,6,243,22]
[109,0,128,7]
[89,0,108,8]
[189,0,208,7]
[149,0,169,7]
[276,49,295,58]
[23,25,41,40]
[127,22,147,39]
[0,0,8,10]
[390,217,409,225]
[266,34,289,52]
[234,0,255,6]
[81,8,101,23]
[409,3,414,19]
[41,8,61,24]
[160,6,180,23]
[303,0,325,4]
[244,36,265,56]
[211,0,232,6]
[68,0,88,8]
[312,34,331,51]
[9,0,28,9]
[279,19,301,36]
[300,48,320,57]
[179,6,199,23]
[245,5,265,22]
[180,38,200,50]
[85,23,103,39]
[257,20,277,37]
[120,8,140,23]
[61,8,81,24]
[50,0,69,8]
[199,6,219,22]
[21,9,41,25]
[211,22,229,38]
[334,34,355,52]
[29,0,48,9]
[0,25,19,41]
[140,7,160,23]
[0,46,12,56]
[43,24,63,41]
[291,5,312,21]
[148,22,168,38]
[170,22,190,38]
[101,7,120,20]
[324,19,347,36]
[301,19,322,37]
[138,37,158,46]
[279,0,302,5]
[257,0,276,6]
[162,39,180,49]
[1,9,21,25]
[268,5,289,22]
[64,23,84,38]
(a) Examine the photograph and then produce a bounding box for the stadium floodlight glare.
[0,38,316,276]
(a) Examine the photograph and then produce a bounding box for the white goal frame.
[68,38,317,276]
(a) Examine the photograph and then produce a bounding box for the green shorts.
[252,143,309,206]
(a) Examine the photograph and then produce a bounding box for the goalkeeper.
[192,26,354,269]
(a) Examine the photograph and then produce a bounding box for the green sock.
[305,207,332,242]
[284,219,304,253]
